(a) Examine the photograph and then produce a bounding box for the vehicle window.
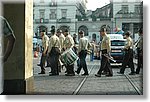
[111,41,125,46]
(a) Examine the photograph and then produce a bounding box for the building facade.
[33,0,143,43]
[33,0,87,37]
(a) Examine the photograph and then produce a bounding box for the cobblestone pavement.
[32,55,143,95]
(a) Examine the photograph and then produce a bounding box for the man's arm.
[4,34,16,62]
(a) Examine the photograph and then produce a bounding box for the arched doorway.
[78,25,88,36]
[92,33,97,42]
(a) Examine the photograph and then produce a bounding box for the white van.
[108,34,126,66]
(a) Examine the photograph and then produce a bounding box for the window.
[61,9,67,18]
[39,9,45,18]
[135,5,142,14]
[50,0,57,6]
[50,9,57,19]
[121,5,129,13]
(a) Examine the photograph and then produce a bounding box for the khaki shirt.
[124,37,133,50]
[63,34,74,50]
[137,36,143,50]
[101,34,111,53]
[59,33,65,50]
[78,37,89,53]
[48,34,60,53]
[42,34,49,53]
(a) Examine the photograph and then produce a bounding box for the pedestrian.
[117,31,135,75]
[73,33,80,68]
[95,27,113,77]
[90,41,95,61]
[38,30,49,74]
[56,29,65,72]
[75,31,89,76]
[48,29,61,76]
[135,28,143,74]
[63,29,75,76]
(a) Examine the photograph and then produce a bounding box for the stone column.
[3,0,33,94]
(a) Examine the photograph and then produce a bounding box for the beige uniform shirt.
[101,34,111,53]
[42,34,49,53]
[59,33,65,50]
[78,37,89,53]
[48,34,60,53]
[124,37,133,50]
[63,34,74,50]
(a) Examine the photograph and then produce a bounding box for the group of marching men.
[38,26,143,77]
[38,27,88,76]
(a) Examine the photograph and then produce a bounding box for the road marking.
[72,65,95,95]
[125,74,142,95]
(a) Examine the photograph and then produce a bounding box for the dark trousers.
[77,50,88,74]
[136,48,143,73]
[66,64,75,75]
[120,49,135,73]
[40,53,47,72]
[97,54,113,76]
[49,48,60,75]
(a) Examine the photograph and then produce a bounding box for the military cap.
[99,27,107,32]
[78,30,84,34]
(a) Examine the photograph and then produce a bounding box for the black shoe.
[129,72,136,75]
[95,74,101,77]
[75,71,79,75]
[102,71,108,75]
[65,74,75,76]
[105,74,113,77]
[38,71,45,74]
[37,64,41,66]
[136,71,139,74]
[117,72,124,75]
[46,65,50,68]
[81,73,89,76]
[49,73,58,76]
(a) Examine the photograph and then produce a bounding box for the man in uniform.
[56,29,65,72]
[95,27,113,77]
[135,28,143,74]
[38,30,49,74]
[48,29,61,76]
[117,31,135,75]
[63,29,75,76]
[76,31,89,76]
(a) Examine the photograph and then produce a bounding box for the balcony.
[34,18,49,24]
[116,13,143,19]
[57,18,71,23]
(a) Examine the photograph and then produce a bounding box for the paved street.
[31,55,143,95]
